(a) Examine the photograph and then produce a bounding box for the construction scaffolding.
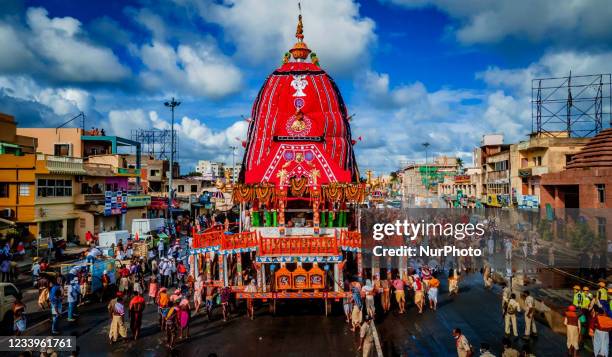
[130,129,178,161]
[532,73,612,138]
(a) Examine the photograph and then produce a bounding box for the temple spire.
[289,2,311,61]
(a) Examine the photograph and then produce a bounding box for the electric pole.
[164,97,180,226]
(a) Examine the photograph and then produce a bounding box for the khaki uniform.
[504,298,520,336]
[524,295,537,336]
[455,334,471,357]
[360,321,375,357]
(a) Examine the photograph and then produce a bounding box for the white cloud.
[106,109,248,169]
[351,70,485,173]
[139,40,243,98]
[388,0,612,45]
[18,8,129,82]
[190,0,376,75]
[0,7,129,83]
[0,76,94,116]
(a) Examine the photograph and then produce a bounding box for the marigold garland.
[290,176,308,196]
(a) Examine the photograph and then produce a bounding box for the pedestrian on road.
[412,275,424,314]
[31,258,41,286]
[343,281,352,324]
[12,296,26,336]
[357,315,375,357]
[503,293,520,337]
[448,268,459,296]
[193,275,203,314]
[245,279,257,320]
[563,305,580,357]
[178,296,191,340]
[522,291,537,339]
[428,276,439,311]
[156,287,170,331]
[591,306,611,357]
[129,291,145,340]
[101,270,111,302]
[452,328,472,357]
[165,300,179,349]
[392,276,405,314]
[220,285,231,321]
[67,277,80,321]
[362,279,376,318]
[504,238,512,261]
[148,277,159,304]
[381,273,391,313]
[108,296,127,344]
[49,279,63,335]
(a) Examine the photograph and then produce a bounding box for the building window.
[150,169,160,177]
[0,183,9,197]
[178,185,185,193]
[19,184,29,196]
[54,144,70,156]
[596,184,605,204]
[597,217,606,238]
[37,179,72,197]
[190,185,197,193]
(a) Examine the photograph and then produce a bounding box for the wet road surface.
[25,271,591,356]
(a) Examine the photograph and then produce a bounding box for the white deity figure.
[291,75,308,97]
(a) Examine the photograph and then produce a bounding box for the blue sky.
[1,0,611,174]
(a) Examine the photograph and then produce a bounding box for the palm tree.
[456,157,464,174]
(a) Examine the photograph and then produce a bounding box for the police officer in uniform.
[572,285,582,307]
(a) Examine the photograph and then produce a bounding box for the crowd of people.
[564,283,612,357]
[4,207,610,357]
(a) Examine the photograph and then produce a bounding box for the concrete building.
[0,114,38,235]
[541,128,612,209]
[17,127,150,242]
[476,134,511,207]
[439,167,483,208]
[195,160,224,180]
[400,156,458,207]
[510,132,589,210]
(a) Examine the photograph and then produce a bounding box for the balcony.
[75,193,105,205]
[37,154,86,175]
[486,170,509,183]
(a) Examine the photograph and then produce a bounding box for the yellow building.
[0,114,38,237]
[510,132,589,209]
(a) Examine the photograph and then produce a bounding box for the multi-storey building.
[399,156,458,207]
[509,131,588,210]
[195,160,224,180]
[17,127,150,242]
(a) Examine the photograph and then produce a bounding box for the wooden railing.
[259,236,339,255]
[192,228,362,254]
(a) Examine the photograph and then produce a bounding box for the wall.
[17,128,84,157]
[0,153,36,223]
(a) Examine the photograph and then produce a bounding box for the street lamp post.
[164,97,180,227]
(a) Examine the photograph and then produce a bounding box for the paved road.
[24,272,589,357]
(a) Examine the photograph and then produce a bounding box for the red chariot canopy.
[240,15,359,187]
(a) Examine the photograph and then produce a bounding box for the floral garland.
[233,184,254,202]
[323,183,344,202]
[344,184,365,202]
[231,183,365,203]
[290,176,308,197]
[255,184,275,203]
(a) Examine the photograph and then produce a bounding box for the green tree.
[456,157,464,174]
